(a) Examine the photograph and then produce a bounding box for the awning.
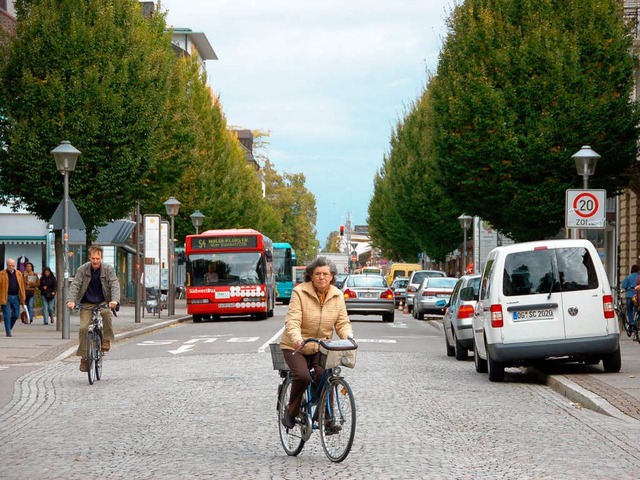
[0,236,47,245]
[96,220,136,245]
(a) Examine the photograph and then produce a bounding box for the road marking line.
[259,326,285,353]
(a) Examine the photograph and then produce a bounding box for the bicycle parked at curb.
[80,303,117,385]
[271,338,358,463]
[616,288,639,342]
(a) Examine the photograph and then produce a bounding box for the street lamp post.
[572,145,600,239]
[51,140,81,340]
[163,196,181,316]
[457,214,473,277]
[190,210,205,234]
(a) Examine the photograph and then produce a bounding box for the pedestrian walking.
[622,265,639,327]
[39,266,57,325]
[23,262,39,324]
[0,258,26,336]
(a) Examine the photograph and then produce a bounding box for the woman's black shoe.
[281,410,296,429]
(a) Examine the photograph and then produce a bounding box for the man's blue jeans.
[628,298,637,326]
[25,294,35,323]
[2,295,20,335]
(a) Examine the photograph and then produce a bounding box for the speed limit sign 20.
[566,189,606,229]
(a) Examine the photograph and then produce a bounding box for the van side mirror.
[460,286,476,301]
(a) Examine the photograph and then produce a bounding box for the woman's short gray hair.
[304,257,338,284]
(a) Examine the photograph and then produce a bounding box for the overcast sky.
[158,0,454,246]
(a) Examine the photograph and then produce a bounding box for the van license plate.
[513,309,554,321]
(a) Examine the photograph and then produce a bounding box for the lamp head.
[51,140,81,173]
[457,214,472,230]
[190,210,205,229]
[572,145,600,177]
[163,196,181,217]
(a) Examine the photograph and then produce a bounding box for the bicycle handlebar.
[292,337,357,355]
[78,303,119,318]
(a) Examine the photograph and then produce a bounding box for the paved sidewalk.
[0,299,190,364]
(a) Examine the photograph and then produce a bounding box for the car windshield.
[348,276,387,288]
[425,278,457,288]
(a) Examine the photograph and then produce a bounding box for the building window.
[0,0,7,12]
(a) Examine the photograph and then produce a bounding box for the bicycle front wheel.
[319,376,356,463]
[95,335,103,381]
[86,332,96,385]
[277,376,305,456]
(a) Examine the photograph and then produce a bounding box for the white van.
[473,239,621,382]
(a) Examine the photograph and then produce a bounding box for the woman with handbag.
[23,262,39,324]
[38,267,57,325]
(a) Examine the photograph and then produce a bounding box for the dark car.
[335,273,349,289]
[342,274,395,323]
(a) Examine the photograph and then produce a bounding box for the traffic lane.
[5,337,640,477]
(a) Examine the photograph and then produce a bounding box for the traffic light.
[339,225,345,236]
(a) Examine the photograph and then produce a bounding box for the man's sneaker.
[281,409,296,429]
[79,358,88,372]
[101,340,111,352]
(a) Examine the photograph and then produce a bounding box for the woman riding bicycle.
[279,257,353,429]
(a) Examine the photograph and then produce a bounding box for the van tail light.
[457,304,475,319]
[380,289,394,300]
[490,304,504,328]
[603,295,615,319]
[343,289,357,299]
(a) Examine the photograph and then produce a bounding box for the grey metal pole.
[462,227,467,277]
[62,171,70,339]
[134,201,141,323]
[169,215,175,315]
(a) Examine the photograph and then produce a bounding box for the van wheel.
[486,340,505,382]
[416,309,424,320]
[445,334,455,357]
[454,331,468,361]
[602,347,622,373]
[474,340,487,373]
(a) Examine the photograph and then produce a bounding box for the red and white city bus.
[185,228,276,321]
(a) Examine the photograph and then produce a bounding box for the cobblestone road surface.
[1,348,639,479]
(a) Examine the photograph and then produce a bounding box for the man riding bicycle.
[67,245,120,372]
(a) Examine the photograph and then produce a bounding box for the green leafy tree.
[0,0,182,240]
[262,159,319,262]
[429,0,639,241]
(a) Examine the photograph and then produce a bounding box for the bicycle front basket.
[319,339,358,369]
[269,343,289,371]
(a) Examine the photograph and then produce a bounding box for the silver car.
[342,274,395,323]
[406,270,446,313]
[390,276,409,306]
[443,274,481,360]
[412,276,458,319]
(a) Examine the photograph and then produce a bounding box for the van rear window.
[503,247,598,296]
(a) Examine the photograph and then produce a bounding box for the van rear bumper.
[488,334,620,363]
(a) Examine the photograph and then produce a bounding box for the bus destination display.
[191,236,258,250]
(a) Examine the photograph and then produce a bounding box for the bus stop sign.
[565,189,606,229]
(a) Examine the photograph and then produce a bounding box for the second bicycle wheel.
[86,332,96,385]
[277,376,305,456]
[319,377,356,463]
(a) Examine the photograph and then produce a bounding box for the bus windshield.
[188,252,265,286]
[274,247,293,282]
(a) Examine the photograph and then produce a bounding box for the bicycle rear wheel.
[86,332,96,385]
[319,376,356,463]
[277,376,305,456]
[95,335,103,381]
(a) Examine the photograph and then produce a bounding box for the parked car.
[406,270,446,313]
[334,273,349,289]
[443,274,481,360]
[342,274,395,322]
[473,239,621,382]
[412,277,458,319]
[390,276,409,306]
